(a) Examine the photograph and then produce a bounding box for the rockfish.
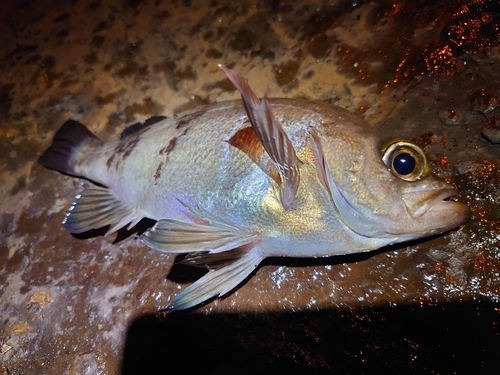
[39,65,470,311]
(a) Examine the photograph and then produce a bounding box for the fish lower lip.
[428,187,471,223]
[425,189,461,214]
[404,188,459,218]
[429,199,471,226]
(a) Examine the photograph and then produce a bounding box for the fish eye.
[381,140,428,181]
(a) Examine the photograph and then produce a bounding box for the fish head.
[376,139,471,240]
[315,123,471,243]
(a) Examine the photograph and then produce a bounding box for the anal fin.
[167,250,263,311]
[63,185,142,236]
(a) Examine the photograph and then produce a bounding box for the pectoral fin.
[220,64,301,209]
[140,201,260,253]
[63,185,142,236]
[167,250,263,311]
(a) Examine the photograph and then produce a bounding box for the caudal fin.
[38,120,99,176]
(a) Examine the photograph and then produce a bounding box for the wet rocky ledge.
[1,0,499,373]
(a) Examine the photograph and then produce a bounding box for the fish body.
[39,66,470,310]
[66,99,396,255]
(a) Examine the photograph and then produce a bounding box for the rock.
[482,128,500,144]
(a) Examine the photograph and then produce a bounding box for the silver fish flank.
[38,65,471,310]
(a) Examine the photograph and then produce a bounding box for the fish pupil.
[393,153,416,175]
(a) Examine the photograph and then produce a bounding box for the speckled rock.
[482,128,500,144]
[1,0,500,374]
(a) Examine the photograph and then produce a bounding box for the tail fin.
[38,120,99,176]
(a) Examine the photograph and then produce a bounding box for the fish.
[38,65,471,311]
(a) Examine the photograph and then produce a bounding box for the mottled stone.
[482,128,500,144]
[1,0,499,374]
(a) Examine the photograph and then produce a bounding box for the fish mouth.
[427,190,471,221]
[396,187,471,239]
[413,188,459,217]
[402,188,471,223]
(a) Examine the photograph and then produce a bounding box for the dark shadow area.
[71,217,156,243]
[121,300,499,375]
[114,217,156,243]
[165,234,442,285]
[167,255,209,284]
[165,246,385,287]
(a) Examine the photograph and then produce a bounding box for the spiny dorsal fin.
[220,64,301,209]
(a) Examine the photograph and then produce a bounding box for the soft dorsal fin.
[120,116,167,138]
[219,64,301,209]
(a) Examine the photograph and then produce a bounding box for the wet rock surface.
[1,0,499,373]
